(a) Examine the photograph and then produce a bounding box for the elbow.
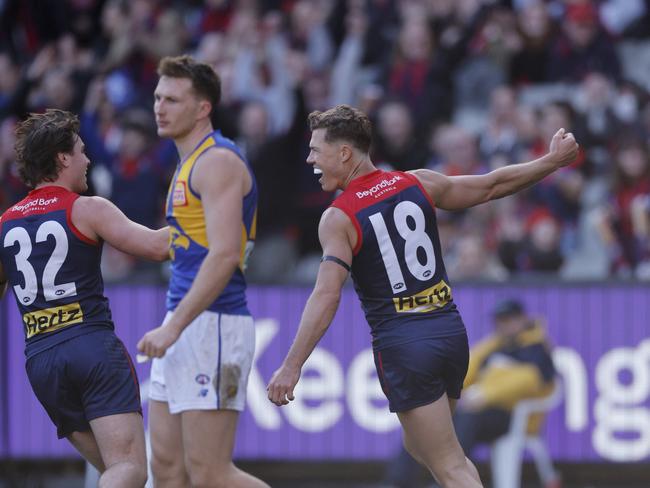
[208,249,241,272]
[485,184,510,203]
[155,246,170,262]
[314,286,342,311]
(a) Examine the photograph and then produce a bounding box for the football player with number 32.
[0,110,169,488]
[267,105,578,488]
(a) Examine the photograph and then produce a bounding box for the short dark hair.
[157,55,221,115]
[14,109,80,188]
[308,105,372,153]
[492,299,525,319]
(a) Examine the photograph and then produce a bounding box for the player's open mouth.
[313,167,323,175]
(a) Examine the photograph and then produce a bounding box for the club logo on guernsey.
[393,280,452,313]
[173,181,188,207]
[169,227,191,260]
[356,175,403,200]
[23,302,84,338]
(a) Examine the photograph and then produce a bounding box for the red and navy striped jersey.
[331,170,464,349]
[0,186,113,358]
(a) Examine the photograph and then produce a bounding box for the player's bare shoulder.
[70,195,109,241]
[319,206,357,250]
[408,168,449,203]
[193,146,251,194]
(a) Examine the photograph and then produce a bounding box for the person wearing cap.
[547,0,621,82]
[454,299,556,452]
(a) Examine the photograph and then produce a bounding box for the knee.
[402,438,423,465]
[130,464,148,487]
[185,458,232,488]
[187,471,230,488]
[99,461,148,488]
[151,448,185,480]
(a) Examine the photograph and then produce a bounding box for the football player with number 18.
[267,104,578,488]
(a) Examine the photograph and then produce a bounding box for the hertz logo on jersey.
[23,302,84,338]
[393,280,452,313]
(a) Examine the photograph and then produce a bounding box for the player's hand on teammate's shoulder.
[267,365,301,406]
[548,127,579,168]
[137,323,181,359]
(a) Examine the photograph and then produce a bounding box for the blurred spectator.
[446,233,508,281]
[0,117,28,213]
[383,299,558,488]
[372,100,428,171]
[382,17,453,130]
[547,1,621,82]
[479,85,524,167]
[595,137,650,276]
[528,102,585,229]
[509,1,555,85]
[498,207,565,273]
[236,87,309,283]
[428,124,486,176]
[573,73,625,156]
[0,51,21,114]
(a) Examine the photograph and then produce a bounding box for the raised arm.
[71,196,169,261]
[138,148,247,358]
[411,128,579,211]
[267,207,354,406]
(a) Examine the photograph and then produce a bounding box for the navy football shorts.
[26,329,141,438]
[373,333,469,413]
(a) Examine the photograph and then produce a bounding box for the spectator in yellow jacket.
[455,299,556,448]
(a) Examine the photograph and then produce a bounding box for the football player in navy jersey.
[267,105,578,488]
[0,109,169,488]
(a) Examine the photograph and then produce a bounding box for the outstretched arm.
[411,128,579,210]
[72,196,169,261]
[267,207,353,406]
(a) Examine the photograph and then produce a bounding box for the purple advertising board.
[2,284,649,461]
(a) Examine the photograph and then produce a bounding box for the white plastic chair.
[490,381,563,488]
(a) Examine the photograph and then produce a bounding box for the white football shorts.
[149,311,255,414]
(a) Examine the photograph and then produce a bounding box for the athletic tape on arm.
[321,255,351,272]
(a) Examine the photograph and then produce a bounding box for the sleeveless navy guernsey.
[331,170,465,350]
[0,186,113,358]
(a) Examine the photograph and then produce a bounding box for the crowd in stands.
[1,0,650,283]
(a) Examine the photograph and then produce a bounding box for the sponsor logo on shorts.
[173,181,188,207]
[355,175,403,200]
[23,302,84,338]
[393,280,452,313]
[198,388,209,397]
[195,374,210,385]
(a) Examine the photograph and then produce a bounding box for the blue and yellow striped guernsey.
[165,130,257,315]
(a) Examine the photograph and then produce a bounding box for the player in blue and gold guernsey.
[0,110,169,487]
[136,56,268,488]
[268,105,579,488]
